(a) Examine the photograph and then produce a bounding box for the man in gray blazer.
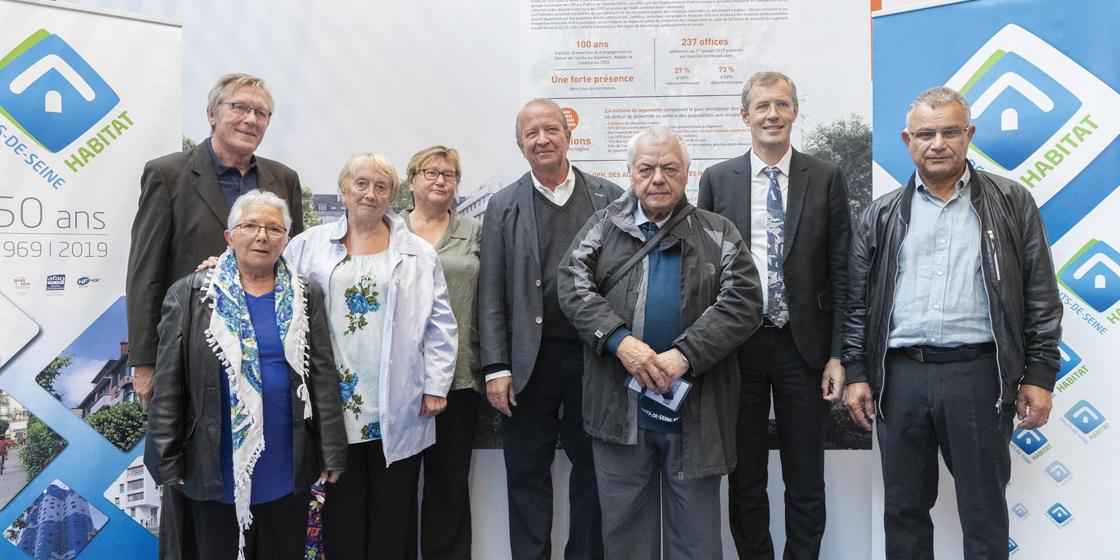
[479,98,623,559]
[126,73,303,560]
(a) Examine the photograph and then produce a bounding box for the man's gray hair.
[515,98,570,148]
[207,73,274,116]
[228,189,292,232]
[905,86,971,127]
[627,126,691,169]
[741,71,798,110]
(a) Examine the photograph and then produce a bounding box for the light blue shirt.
[888,168,993,347]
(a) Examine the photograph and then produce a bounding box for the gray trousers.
[877,349,1016,560]
[593,430,722,560]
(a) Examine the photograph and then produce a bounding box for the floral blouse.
[328,251,390,443]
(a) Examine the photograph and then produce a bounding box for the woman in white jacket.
[284,152,457,560]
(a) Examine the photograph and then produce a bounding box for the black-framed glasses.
[908,126,969,142]
[220,101,272,121]
[234,222,287,238]
[422,169,459,183]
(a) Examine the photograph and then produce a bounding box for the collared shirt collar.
[205,136,257,176]
[633,200,671,228]
[749,145,793,178]
[916,166,972,202]
[530,162,575,204]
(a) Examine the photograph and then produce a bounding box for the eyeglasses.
[220,101,273,121]
[234,222,287,238]
[633,164,683,179]
[908,126,969,142]
[749,100,795,114]
[422,169,459,183]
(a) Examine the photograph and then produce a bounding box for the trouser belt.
[892,342,996,364]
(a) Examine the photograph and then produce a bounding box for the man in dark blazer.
[479,98,623,559]
[698,71,850,560]
[126,73,302,560]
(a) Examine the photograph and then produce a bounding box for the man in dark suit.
[698,71,851,560]
[126,73,302,560]
[479,98,623,559]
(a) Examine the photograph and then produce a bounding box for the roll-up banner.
[874,0,1120,556]
[0,0,180,558]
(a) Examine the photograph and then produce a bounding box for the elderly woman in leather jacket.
[145,189,347,560]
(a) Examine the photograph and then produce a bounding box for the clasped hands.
[616,335,688,394]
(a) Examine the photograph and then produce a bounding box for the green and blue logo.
[961,51,1080,170]
[0,29,119,153]
[1058,239,1120,313]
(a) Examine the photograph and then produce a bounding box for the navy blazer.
[478,166,624,393]
[698,149,851,369]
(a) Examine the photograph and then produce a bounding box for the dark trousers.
[878,349,1015,560]
[159,484,198,560]
[187,491,309,560]
[501,340,602,560]
[593,431,723,560]
[324,439,422,560]
[407,388,480,560]
[728,325,829,560]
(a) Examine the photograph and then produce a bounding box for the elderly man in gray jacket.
[558,126,762,559]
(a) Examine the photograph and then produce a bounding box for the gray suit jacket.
[126,141,303,366]
[478,166,623,393]
[698,149,850,369]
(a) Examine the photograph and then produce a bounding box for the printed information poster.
[520,0,800,197]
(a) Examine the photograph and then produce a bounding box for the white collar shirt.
[749,146,793,314]
[530,162,575,206]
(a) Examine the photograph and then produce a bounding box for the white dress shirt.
[749,146,792,315]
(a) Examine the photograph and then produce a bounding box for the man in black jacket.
[842,86,1062,560]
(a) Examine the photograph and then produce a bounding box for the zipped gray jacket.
[558,193,762,479]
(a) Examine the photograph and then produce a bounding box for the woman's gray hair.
[227,189,293,232]
[626,126,691,169]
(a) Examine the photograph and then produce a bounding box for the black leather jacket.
[144,271,348,501]
[841,164,1062,415]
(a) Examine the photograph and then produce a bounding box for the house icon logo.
[1056,341,1081,381]
[1058,239,1120,312]
[962,50,1080,170]
[0,29,119,153]
[1046,503,1073,528]
[1010,428,1048,455]
[944,24,1120,203]
[1064,399,1106,434]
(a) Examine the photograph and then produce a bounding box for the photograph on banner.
[4,479,108,559]
[33,297,146,452]
[102,456,160,536]
[0,391,67,511]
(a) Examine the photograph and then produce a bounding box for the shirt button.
[535,316,543,324]
[937,270,943,276]
[933,304,940,310]
[535,279,542,287]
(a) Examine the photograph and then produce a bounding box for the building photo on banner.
[874,0,1119,557]
[5,0,1108,558]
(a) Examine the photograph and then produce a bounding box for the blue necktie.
[764,166,788,328]
[639,221,658,241]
